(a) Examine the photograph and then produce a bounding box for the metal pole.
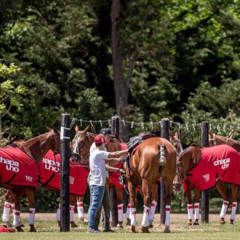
[109,116,120,227]
[160,118,170,224]
[60,114,70,232]
[201,121,209,223]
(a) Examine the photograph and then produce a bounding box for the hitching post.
[110,116,120,227]
[160,118,170,224]
[60,114,70,232]
[201,121,209,223]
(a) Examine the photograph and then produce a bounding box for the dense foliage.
[1,0,240,211]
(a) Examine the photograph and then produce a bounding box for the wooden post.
[201,121,209,223]
[109,116,120,227]
[160,118,170,224]
[60,114,70,232]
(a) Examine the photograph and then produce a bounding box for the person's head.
[94,134,106,149]
[99,128,112,142]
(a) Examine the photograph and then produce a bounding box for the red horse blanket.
[0,145,38,188]
[185,145,240,191]
[108,143,127,189]
[39,151,88,196]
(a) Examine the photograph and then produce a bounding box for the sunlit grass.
[1,215,240,240]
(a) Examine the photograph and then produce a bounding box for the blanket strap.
[40,173,55,186]
[3,174,16,184]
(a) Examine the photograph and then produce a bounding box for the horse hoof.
[116,223,123,229]
[220,218,225,224]
[229,220,234,225]
[193,222,199,225]
[126,219,131,226]
[187,220,192,226]
[164,226,171,233]
[57,221,61,227]
[70,222,78,228]
[130,226,136,233]
[29,228,36,232]
[149,224,153,228]
[16,226,24,232]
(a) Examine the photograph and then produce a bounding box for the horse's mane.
[190,142,202,148]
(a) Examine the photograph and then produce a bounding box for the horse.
[177,143,240,225]
[71,125,128,228]
[0,127,60,232]
[209,131,240,152]
[124,137,176,233]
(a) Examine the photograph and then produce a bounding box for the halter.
[176,156,187,183]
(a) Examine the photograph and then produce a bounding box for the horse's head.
[70,125,94,164]
[170,131,183,157]
[46,126,61,154]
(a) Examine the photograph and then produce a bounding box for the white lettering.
[214,158,230,169]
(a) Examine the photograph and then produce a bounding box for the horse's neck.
[184,146,201,172]
[217,136,240,152]
[16,132,54,164]
[106,142,121,152]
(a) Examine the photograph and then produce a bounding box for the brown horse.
[0,127,60,232]
[124,137,176,233]
[71,125,127,228]
[209,131,240,152]
[177,143,240,225]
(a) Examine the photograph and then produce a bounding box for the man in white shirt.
[87,134,128,233]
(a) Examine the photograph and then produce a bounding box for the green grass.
[1,218,240,240]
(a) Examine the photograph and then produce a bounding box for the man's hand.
[118,168,126,174]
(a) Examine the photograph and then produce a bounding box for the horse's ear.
[83,125,90,133]
[53,127,60,135]
[174,132,178,138]
[46,126,51,132]
[75,125,79,133]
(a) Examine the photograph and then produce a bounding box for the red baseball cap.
[94,134,105,144]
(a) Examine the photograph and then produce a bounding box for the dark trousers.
[95,182,111,230]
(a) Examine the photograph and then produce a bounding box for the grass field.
[1,213,240,240]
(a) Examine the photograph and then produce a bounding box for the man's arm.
[107,149,128,158]
[105,157,122,165]
[106,164,125,174]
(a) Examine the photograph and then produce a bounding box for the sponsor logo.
[203,174,210,182]
[69,176,74,185]
[26,175,33,182]
[214,158,230,169]
[0,156,19,172]
[43,158,60,173]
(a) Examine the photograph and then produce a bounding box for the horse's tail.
[158,143,166,166]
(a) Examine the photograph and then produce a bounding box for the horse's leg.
[216,182,229,224]
[70,195,78,228]
[2,189,13,227]
[230,184,238,224]
[25,187,36,232]
[12,189,23,232]
[193,188,201,225]
[140,179,151,233]
[56,203,61,227]
[128,182,137,233]
[116,187,124,228]
[77,196,86,223]
[185,187,193,225]
[149,182,158,228]
[163,179,173,233]
[125,198,131,226]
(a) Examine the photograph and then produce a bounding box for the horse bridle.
[177,156,187,183]
[71,132,90,161]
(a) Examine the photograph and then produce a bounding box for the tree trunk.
[111,0,129,142]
